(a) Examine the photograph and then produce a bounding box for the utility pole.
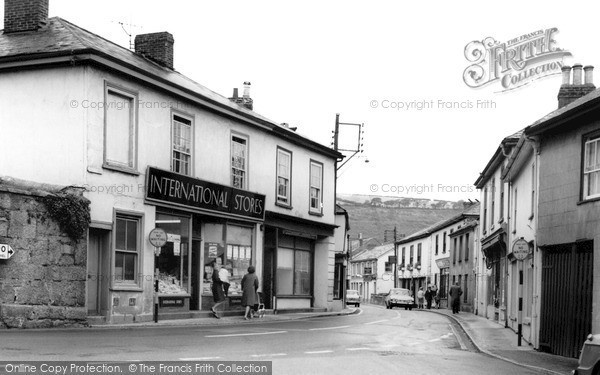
[384,227,399,288]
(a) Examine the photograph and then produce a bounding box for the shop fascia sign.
[435,257,450,269]
[145,167,266,221]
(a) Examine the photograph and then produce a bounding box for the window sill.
[275,202,293,210]
[110,285,143,292]
[577,196,600,205]
[102,163,140,176]
[309,210,324,217]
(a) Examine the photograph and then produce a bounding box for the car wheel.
[357,303,360,307]
[409,307,413,310]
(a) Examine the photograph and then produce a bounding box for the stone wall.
[0,181,87,328]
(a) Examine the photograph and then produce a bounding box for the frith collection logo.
[463,28,572,92]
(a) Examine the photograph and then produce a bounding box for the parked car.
[384,288,414,310]
[346,289,361,307]
[574,334,600,375]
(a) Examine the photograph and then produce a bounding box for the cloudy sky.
[6,0,599,201]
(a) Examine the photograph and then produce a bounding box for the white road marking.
[309,325,350,331]
[205,330,287,338]
[346,348,371,351]
[180,357,221,360]
[364,319,388,325]
[379,344,399,348]
[250,353,287,358]
[305,350,333,354]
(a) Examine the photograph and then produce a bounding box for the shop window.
[114,215,140,283]
[203,223,253,296]
[276,148,292,206]
[276,235,313,296]
[309,161,323,214]
[104,85,137,173]
[231,134,248,189]
[155,213,190,294]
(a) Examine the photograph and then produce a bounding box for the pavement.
[87,304,579,374]
[423,307,579,375]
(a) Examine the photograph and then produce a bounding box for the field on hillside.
[340,203,463,242]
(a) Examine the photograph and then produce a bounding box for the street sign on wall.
[0,244,15,259]
[512,238,530,261]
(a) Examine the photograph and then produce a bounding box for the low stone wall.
[0,180,88,328]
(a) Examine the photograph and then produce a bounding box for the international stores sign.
[145,167,266,221]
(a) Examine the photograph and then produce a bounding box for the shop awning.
[481,229,506,269]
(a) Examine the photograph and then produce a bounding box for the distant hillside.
[337,194,467,243]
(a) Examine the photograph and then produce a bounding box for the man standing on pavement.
[449,282,462,314]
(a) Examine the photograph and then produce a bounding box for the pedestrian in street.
[425,286,433,309]
[417,287,425,309]
[241,265,259,320]
[219,265,230,297]
[210,261,226,319]
[449,282,463,314]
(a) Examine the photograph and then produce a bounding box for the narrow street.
[1,305,541,374]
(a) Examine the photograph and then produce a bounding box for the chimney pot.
[134,32,175,70]
[573,64,583,85]
[584,65,594,85]
[3,0,49,33]
[243,81,251,98]
[561,66,572,85]
[232,88,239,99]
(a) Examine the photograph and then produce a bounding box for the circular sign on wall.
[149,228,168,248]
[512,238,530,261]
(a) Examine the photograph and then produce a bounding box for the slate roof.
[350,243,394,262]
[526,87,600,136]
[396,203,480,245]
[0,17,341,159]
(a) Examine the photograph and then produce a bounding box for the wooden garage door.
[540,241,593,358]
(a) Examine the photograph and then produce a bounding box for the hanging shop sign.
[145,167,266,221]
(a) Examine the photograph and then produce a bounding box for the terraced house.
[0,0,343,327]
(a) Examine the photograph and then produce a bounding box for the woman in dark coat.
[211,261,225,318]
[241,265,259,320]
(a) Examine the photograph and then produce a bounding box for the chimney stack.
[3,0,49,34]
[557,63,595,108]
[243,81,251,98]
[584,65,594,85]
[134,32,174,70]
[228,82,253,110]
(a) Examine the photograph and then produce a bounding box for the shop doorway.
[263,227,276,309]
[87,228,110,315]
[540,241,593,358]
[190,239,201,310]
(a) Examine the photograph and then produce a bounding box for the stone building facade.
[0,178,88,328]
